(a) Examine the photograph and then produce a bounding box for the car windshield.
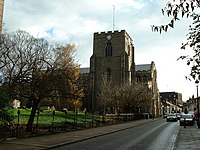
[181,115,193,119]
[168,114,176,116]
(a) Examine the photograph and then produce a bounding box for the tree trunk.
[26,100,39,132]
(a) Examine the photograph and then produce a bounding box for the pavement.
[0,118,200,150]
[173,123,200,150]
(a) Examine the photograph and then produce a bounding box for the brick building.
[160,92,183,114]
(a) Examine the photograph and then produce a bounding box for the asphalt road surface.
[51,119,180,150]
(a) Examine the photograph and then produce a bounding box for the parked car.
[166,113,178,122]
[180,114,194,126]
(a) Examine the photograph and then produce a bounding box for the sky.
[3,0,197,101]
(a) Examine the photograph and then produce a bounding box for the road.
[51,119,180,150]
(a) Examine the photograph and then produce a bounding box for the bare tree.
[97,75,113,115]
[0,30,80,131]
[130,82,152,113]
[109,82,151,114]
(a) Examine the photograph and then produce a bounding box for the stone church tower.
[90,30,135,111]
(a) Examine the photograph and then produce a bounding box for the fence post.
[64,110,68,123]
[17,109,20,137]
[50,106,56,132]
[17,109,20,124]
[103,113,105,125]
[64,109,68,131]
[52,110,55,124]
[99,112,101,126]
[52,110,55,132]
[92,112,94,126]
[84,111,87,127]
[36,109,40,129]
[73,111,76,127]
[75,110,78,128]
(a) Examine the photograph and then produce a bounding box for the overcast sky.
[3,0,196,101]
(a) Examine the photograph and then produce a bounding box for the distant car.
[176,113,181,120]
[166,114,178,122]
[180,114,194,126]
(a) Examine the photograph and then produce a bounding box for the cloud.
[3,0,195,101]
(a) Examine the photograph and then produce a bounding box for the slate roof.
[80,64,151,73]
[135,64,151,71]
[80,67,90,74]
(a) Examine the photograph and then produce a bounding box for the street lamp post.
[195,80,199,128]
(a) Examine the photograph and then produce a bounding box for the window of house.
[106,42,112,56]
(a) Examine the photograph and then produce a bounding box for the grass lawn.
[8,108,100,126]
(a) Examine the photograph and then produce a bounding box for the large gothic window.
[143,75,147,82]
[106,42,112,56]
[137,76,141,82]
[106,68,111,82]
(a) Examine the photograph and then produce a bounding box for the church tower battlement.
[93,30,134,56]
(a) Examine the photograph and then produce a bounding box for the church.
[80,30,161,117]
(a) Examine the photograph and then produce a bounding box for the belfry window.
[106,42,112,56]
